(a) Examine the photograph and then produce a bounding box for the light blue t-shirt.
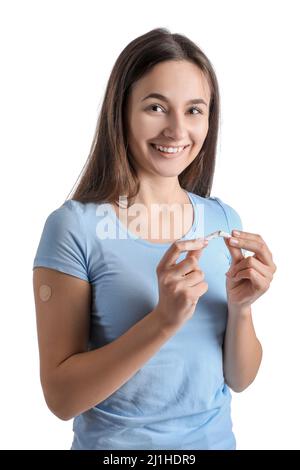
[33,191,243,450]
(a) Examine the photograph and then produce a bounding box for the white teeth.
[153,144,185,153]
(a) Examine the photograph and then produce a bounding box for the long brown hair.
[68,28,220,207]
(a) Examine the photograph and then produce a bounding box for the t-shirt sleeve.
[33,200,89,282]
[213,196,244,263]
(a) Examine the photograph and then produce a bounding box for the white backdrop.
[1,0,299,450]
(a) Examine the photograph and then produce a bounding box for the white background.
[1,0,299,450]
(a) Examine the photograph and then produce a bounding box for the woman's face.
[125,60,211,179]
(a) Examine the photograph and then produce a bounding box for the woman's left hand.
[224,230,277,309]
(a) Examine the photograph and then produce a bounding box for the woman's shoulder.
[33,199,90,282]
[188,192,243,232]
[47,198,99,223]
[37,199,98,250]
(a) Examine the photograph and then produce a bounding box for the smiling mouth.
[150,143,190,157]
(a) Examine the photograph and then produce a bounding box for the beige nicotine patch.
[39,284,52,302]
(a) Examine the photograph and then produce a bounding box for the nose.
[162,111,189,142]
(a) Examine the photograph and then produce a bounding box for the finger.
[185,238,208,258]
[157,238,207,270]
[172,255,201,277]
[184,247,203,266]
[223,236,245,263]
[232,267,268,290]
[231,230,265,242]
[231,230,273,259]
[181,269,204,287]
[182,247,206,273]
[182,239,208,268]
[227,235,273,266]
[228,256,273,280]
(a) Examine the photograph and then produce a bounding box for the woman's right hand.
[154,238,209,330]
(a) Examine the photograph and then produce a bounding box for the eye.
[149,104,164,113]
[148,104,203,115]
[189,106,203,115]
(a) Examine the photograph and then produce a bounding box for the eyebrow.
[141,93,208,106]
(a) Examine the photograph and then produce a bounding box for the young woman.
[32,28,276,450]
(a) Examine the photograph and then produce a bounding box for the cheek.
[194,123,209,145]
[130,117,153,142]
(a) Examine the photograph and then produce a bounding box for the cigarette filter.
[204,230,231,241]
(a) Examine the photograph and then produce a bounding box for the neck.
[130,179,187,207]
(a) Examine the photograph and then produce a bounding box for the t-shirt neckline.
[108,190,199,248]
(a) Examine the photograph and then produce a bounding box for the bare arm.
[33,267,179,421]
[223,305,263,393]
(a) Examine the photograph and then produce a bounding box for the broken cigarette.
[204,229,247,257]
[204,230,231,241]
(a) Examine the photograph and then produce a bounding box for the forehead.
[131,60,211,103]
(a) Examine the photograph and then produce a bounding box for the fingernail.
[229,237,239,245]
[233,230,240,236]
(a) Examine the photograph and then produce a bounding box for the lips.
[150,144,189,151]
[150,143,189,149]
[149,143,189,157]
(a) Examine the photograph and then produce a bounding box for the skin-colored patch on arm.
[39,284,52,302]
